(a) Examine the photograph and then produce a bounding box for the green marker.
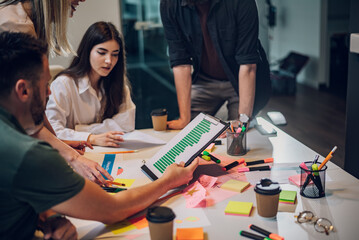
[312,163,319,176]
[202,151,221,163]
[241,125,246,132]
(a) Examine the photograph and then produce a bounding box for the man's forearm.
[33,127,79,162]
[173,65,192,122]
[238,64,257,118]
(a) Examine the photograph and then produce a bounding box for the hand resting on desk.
[88,131,124,147]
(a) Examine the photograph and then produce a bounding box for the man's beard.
[30,87,45,126]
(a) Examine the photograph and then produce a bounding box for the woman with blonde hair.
[0,0,82,55]
[0,0,113,185]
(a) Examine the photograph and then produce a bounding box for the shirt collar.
[77,75,103,101]
[0,106,26,134]
[77,75,91,94]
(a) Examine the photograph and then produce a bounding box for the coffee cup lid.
[151,108,167,116]
[254,178,281,195]
[146,206,175,223]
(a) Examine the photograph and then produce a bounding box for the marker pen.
[245,158,274,166]
[239,230,271,240]
[222,159,245,171]
[249,224,284,240]
[199,154,211,161]
[203,151,221,163]
[102,186,127,193]
[238,165,271,173]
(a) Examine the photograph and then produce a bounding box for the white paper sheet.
[87,130,166,152]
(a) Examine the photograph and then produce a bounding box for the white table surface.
[70,118,359,240]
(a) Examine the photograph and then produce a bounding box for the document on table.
[87,130,166,153]
[141,113,229,180]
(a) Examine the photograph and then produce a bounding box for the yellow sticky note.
[176,227,204,240]
[204,143,215,152]
[114,178,135,188]
[220,179,250,193]
[225,201,253,216]
[107,220,136,235]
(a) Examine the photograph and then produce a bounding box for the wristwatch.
[239,113,250,124]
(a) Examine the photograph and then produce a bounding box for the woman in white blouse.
[46,21,136,147]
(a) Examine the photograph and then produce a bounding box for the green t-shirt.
[0,107,85,239]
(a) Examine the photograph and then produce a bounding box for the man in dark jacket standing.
[160,0,271,129]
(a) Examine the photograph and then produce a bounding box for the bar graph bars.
[153,119,211,173]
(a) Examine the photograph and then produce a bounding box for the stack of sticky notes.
[279,190,297,204]
[225,201,253,216]
[176,227,204,240]
[220,179,250,193]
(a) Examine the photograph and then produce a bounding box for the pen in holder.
[226,122,247,156]
[300,161,327,198]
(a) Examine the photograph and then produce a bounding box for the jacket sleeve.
[160,0,192,67]
[45,76,91,141]
[75,85,136,134]
[234,0,260,65]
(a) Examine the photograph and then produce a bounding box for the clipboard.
[141,113,229,181]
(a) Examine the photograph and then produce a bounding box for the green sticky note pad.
[225,201,253,216]
[279,190,297,203]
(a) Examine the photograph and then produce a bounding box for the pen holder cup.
[226,129,247,156]
[299,161,327,198]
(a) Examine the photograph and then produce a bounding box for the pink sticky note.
[198,175,218,190]
[183,181,207,208]
[204,187,238,207]
[288,174,313,187]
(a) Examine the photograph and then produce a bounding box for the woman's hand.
[62,140,93,155]
[88,131,124,147]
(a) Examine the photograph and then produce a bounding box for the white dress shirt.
[46,75,136,141]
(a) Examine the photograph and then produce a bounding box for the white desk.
[71,119,359,240]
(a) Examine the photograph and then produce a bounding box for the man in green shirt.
[0,32,198,240]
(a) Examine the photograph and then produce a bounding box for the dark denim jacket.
[160,0,271,115]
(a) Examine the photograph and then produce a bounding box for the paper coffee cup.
[254,178,281,218]
[151,108,168,131]
[146,206,175,240]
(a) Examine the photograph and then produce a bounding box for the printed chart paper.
[142,113,228,180]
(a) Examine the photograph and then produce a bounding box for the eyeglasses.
[294,211,334,235]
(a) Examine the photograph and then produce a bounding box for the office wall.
[49,0,121,67]
[256,0,269,55]
[269,0,324,88]
[344,0,359,179]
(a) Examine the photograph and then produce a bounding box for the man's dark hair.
[0,32,48,96]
